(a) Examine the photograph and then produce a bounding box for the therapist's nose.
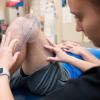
[76,21,83,32]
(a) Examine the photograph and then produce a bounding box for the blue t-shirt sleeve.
[63,48,100,79]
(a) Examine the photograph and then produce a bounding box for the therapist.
[42,0,100,100]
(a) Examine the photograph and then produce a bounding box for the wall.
[62,22,83,42]
[6,7,24,23]
[54,0,63,43]
[0,0,6,20]
[30,0,40,17]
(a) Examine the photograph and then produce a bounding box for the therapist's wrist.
[0,75,9,83]
[0,67,10,78]
[0,63,12,71]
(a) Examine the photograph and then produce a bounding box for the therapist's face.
[68,0,100,47]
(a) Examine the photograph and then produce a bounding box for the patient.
[5,16,100,95]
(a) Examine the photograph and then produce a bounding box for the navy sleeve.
[42,67,100,100]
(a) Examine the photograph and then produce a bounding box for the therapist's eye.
[74,14,83,22]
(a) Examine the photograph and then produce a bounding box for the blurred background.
[0,0,94,47]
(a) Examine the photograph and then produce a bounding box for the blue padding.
[63,48,100,78]
[86,48,100,58]
[62,53,83,79]
[15,1,24,7]
[13,48,100,100]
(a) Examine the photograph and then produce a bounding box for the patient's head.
[5,16,41,71]
[6,16,41,52]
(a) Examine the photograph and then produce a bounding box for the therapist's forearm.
[80,50,100,65]
[64,56,98,72]
[0,75,14,100]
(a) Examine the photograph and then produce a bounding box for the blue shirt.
[63,48,100,79]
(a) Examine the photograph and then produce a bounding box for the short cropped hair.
[87,0,100,14]
[6,16,40,51]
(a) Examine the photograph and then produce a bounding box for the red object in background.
[0,0,2,2]
[6,2,18,7]
[25,3,29,7]
[6,0,23,7]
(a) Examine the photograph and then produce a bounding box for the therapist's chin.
[91,40,100,48]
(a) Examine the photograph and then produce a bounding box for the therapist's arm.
[58,41,100,65]
[0,35,20,100]
[44,43,98,72]
[0,76,14,100]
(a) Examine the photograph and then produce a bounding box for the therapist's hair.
[88,0,100,14]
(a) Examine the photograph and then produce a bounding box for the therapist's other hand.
[57,41,79,49]
[44,39,71,62]
[0,35,20,70]
[58,41,86,55]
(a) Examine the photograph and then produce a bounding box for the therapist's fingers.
[13,51,20,63]
[47,56,59,62]
[9,39,19,52]
[44,45,54,51]
[0,34,6,47]
[4,32,12,46]
[46,38,56,47]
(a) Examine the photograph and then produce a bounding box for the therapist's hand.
[44,39,71,62]
[58,41,87,55]
[0,35,20,70]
